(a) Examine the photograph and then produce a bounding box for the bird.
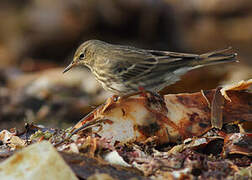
[63,40,237,95]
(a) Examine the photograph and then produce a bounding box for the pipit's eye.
[79,53,85,60]
[117,67,127,73]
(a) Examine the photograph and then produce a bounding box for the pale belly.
[92,67,194,95]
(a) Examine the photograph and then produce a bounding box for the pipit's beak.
[63,62,76,73]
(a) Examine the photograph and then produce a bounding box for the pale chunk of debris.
[104,150,131,167]
[0,141,78,180]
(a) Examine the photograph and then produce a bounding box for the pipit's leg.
[138,87,163,99]
[138,86,149,98]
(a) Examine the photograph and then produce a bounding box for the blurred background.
[0,0,251,130]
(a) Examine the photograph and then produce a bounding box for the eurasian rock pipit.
[63,40,237,95]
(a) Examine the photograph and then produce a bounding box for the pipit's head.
[63,40,104,73]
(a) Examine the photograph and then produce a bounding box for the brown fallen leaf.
[69,82,251,145]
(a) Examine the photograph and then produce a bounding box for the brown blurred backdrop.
[0,0,251,129]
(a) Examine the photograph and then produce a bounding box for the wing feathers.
[110,47,236,84]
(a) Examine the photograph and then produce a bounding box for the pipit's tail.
[192,47,238,67]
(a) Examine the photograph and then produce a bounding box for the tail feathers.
[193,47,238,67]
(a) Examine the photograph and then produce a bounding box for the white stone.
[0,141,78,180]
